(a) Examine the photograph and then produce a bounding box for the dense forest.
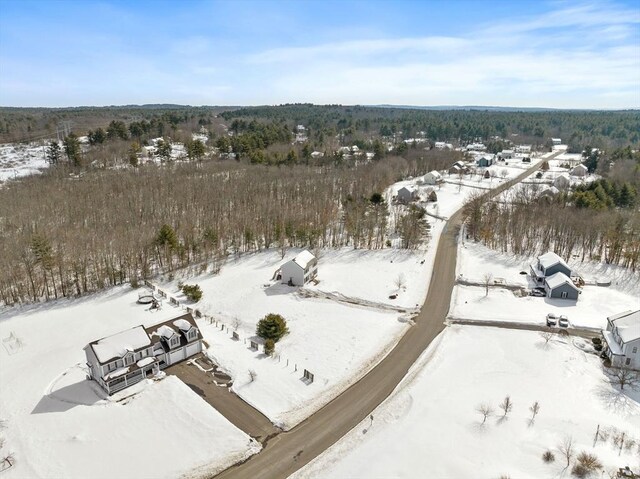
[0,154,445,305]
[1,104,639,305]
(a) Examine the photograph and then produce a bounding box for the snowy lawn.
[450,284,638,329]
[452,240,640,328]
[293,326,640,479]
[155,250,411,429]
[0,286,259,479]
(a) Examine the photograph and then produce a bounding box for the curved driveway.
[215,160,551,479]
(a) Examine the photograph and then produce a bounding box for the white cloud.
[246,0,640,108]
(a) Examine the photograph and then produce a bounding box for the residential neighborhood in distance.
[0,0,639,478]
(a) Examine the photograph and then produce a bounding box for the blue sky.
[1,0,639,108]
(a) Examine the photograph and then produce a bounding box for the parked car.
[530,289,546,297]
[558,315,569,328]
[546,313,558,327]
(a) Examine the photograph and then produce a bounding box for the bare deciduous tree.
[395,273,406,290]
[476,403,494,425]
[483,273,493,297]
[540,330,554,346]
[499,395,513,417]
[607,367,639,391]
[529,401,540,423]
[557,435,574,468]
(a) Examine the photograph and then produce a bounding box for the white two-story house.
[280,250,318,286]
[84,313,203,395]
[602,310,640,370]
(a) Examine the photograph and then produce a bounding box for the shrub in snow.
[542,450,555,463]
[571,464,589,478]
[181,284,203,302]
[264,339,275,356]
[575,452,602,474]
[256,313,289,342]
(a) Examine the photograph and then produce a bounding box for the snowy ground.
[293,326,640,479]
[0,141,50,183]
[451,241,640,329]
[150,159,540,429]
[0,287,259,479]
[155,251,411,429]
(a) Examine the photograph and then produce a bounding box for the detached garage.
[544,272,580,301]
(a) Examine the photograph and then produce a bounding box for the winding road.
[214,157,558,479]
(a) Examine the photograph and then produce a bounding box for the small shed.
[544,272,580,300]
[281,250,318,286]
[553,173,571,190]
[423,170,443,185]
[570,164,588,177]
[500,149,514,159]
[476,156,494,168]
[539,186,560,200]
[397,186,417,202]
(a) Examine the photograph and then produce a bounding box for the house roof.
[292,249,316,269]
[571,164,588,172]
[544,272,578,291]
[145,313,202,351]
[425,170,442,179]
[173,318,193,332]
[155,325,177,339]
[540,186,560,196]
[90,326,151,364]
[538,251,569,270]
[608,310,640,343]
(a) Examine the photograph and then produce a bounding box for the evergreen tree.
[46,141,61,165]
[63,133,82,166]
[88,128,106,145]
[256,313,289,342]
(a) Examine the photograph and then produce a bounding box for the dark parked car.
[530,289,546,297]
[546,313,558,327]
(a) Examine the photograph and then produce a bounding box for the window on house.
[626,358,631,365]
[561,291,568,299]
[633,347,638,354]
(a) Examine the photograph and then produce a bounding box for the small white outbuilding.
[553,173,571,190]
[281,250,318,286]
[423,170,443,185]
[570,164,588,177]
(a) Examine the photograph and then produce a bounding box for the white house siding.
[281,261,304,286]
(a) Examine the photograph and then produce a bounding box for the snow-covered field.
[152,159,541,429]
[451,241,640,329]
[0,142,49,183]
[155,251,411,429]
[293,326,640,479]
[0,287,259,479]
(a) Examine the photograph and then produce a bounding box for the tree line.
[0,154,443,305]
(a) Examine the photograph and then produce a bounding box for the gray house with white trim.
[530,252,572,282]
[603,310,640,370]
[84,313,203,395]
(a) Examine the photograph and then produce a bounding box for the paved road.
[215,157,557,479]
[447,318,601,340]
[166,360,280,443]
